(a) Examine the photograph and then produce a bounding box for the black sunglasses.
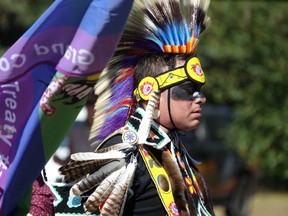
[171,81,205,101]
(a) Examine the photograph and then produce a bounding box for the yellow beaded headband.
[134,56,205,101]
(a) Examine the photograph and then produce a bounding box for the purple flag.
[0,0,133,215]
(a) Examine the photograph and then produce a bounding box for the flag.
[0,0,133,215]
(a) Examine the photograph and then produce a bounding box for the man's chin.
[181,123,200,131]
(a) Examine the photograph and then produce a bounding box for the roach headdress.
[90,0,211,146]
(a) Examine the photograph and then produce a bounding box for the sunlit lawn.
[214,190,288,216]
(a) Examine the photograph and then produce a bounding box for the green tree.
[0,0,53,54]
[199,1,288,187]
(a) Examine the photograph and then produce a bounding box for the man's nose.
[193,91,206,104]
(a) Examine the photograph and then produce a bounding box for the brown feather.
[96,143,132,153]
[59,159,113,183]
[70,159,125,196]
[99,157,136,216]
[84,166,125,213]
[161,150,190,216]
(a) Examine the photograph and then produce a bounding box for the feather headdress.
[90,0,211,146]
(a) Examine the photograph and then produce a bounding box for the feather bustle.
[70,150,126,161]
[100,157,137,216]
[59,159,113,183]
[96,143,132,153]
[84,166,126,213]
[69,159,125,196]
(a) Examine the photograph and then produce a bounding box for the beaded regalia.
[57,0,212,215]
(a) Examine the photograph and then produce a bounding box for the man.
[56,0,215,215]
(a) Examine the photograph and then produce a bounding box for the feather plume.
[70,150,126,161]
[98,156,137,216]
[59,159,113,183]
[90,68,135,147]
[69,159,125,196]
[96,143,133,153]
[114,0,211,60]
[59,144,133,183]
[161,149,190,216]
[138,90,160,144]
[89,0,211,147]
[84,166,126,212]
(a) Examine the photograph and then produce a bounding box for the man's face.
[157,58,206,132]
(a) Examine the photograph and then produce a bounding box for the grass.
[214,190,288,216]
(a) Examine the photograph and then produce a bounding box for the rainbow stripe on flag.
[0,0,133,215]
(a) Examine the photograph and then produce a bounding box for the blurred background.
[1,0,287,215]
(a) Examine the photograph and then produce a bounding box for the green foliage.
[199,1,288,185]
[0,0,53,54]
